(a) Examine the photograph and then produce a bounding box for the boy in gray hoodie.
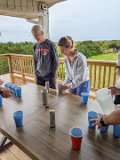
[32,25,59,89]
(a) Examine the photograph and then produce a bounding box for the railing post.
[20,57,25,84]
[7,55,15,84]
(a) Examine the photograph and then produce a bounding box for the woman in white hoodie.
[58,36,90,96]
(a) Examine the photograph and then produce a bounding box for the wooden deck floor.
[0,73,11,83]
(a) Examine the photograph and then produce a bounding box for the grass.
[89,53,118,88]
[89,52,118,61]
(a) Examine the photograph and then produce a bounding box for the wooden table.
[0,83,120,160]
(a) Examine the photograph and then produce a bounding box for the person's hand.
[1,87,12,98]
[0,79,3,85]
[90,114,104,129]
[60,85,68,91]
[108,86,120,95]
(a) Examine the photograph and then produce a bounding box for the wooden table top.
[0,83,120,160]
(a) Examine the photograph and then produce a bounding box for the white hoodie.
[64,50,89,89]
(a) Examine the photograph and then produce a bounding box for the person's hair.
[58,36,74,48]
[31,25,43,34]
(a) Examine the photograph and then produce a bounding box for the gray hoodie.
[33,39,59,80]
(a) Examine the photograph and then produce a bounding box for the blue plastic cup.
[12,85,18,96]
[0,96,2,106]
[100,125,109,133]
[8,83,13,90]
[10,84,15,95]
[14,87,21,97]
[113,125,120,138]
[81,92,89,104]
[13,111,23,127]
[88,111,98,128]
[58,83,63,94]
[5,83,11,89]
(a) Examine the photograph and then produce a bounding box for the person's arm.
[108,86,120,95]
[51,43,59,75]
[91,109,120,128]
[103,109,120,125]
[33,44,38,72]
[64,59,72,85]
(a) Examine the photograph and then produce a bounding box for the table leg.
[0,136,12,151]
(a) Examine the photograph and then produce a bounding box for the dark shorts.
[69,80,90,96]
[36,75,56,89]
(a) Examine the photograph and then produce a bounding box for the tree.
[108,41,120,52]
[76,41,103,58]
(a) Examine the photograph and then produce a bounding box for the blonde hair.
[31,25,43,34]
[58,36,74,48]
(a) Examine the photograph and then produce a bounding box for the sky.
[0,0,120,42]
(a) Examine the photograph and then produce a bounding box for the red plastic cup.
[69,128,84,150]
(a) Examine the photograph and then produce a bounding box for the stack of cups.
[4,83,21,97]
[113,125,120,138]
[14,87,21,97]
[69,128,84,150]
[88,111,98,128]
[88,111,109,134]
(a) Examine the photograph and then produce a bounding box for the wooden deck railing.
[0,54,118,89]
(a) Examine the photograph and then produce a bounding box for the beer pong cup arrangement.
[81,92,89,104]
[4,83,21,97]
[69,127,84,150]
[88,111,120,138]
[13,111,23,128]
[88,111,98,128]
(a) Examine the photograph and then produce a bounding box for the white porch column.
[38,13,49,38]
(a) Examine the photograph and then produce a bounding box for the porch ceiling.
[0,0,65,19]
